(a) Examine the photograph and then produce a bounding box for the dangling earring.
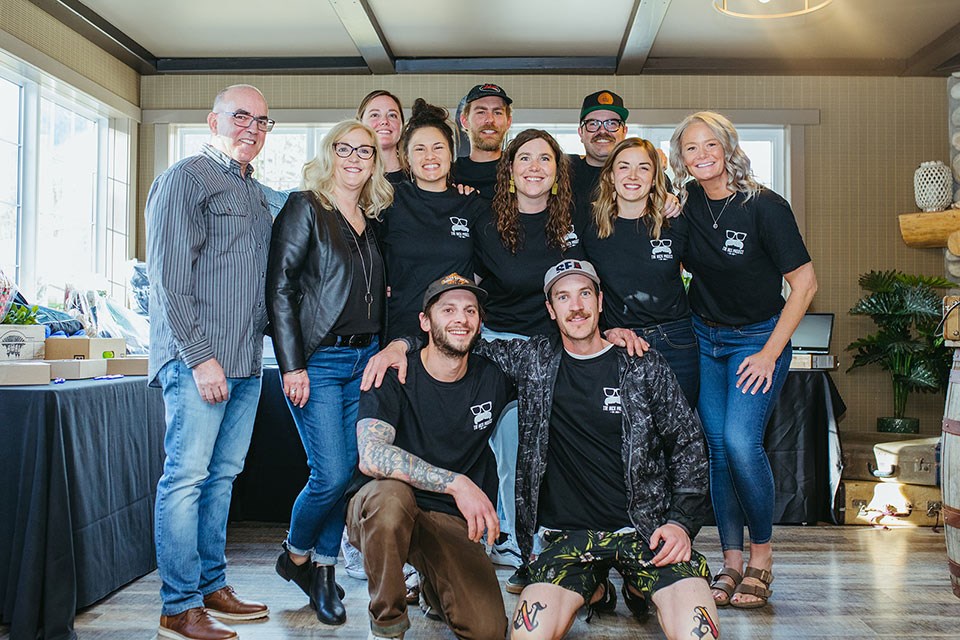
[550,182,558,196]
[509,178,516,194]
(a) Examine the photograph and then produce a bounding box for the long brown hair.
[491,129,573,254]
[593,138,669,239]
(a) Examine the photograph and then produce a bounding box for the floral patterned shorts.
[528,528,710,600]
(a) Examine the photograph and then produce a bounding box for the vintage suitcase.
[840,431,916,482]
[872,437,941,486]
[836,480,943,526]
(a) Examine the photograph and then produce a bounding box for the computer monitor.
[790,313,834,354]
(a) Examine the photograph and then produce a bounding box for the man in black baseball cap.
[348,272,512,640]
[569,90,630,203]
[453,83,513,199]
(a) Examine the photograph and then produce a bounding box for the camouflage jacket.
[473,336,710,561]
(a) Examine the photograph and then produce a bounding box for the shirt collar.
[201,143,255,178]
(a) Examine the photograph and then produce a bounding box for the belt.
[318,333,374,348]
[699,318,739,329]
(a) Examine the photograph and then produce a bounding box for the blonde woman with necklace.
[266,120,392,625]
[670,111,816,611]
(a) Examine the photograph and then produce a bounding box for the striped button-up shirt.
[146,144,272,384]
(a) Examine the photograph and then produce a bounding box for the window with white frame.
[0,50,133,308]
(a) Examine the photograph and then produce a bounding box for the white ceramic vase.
[914,160,952,212]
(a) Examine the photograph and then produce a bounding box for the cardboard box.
[0,324,46,361]
[45,337,126,361]
[45,358,108,380]
[106,356,148,376]
[0,361,51,385]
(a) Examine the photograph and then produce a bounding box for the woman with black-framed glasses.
[670,111,817,611]
[266,119,393,625]
[583,137,699,407]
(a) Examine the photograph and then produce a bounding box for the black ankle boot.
[311,564,346,625]
[275,548,315,607]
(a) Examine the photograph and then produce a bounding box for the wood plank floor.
[2,523,957,639]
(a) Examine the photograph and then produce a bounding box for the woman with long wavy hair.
[472,128,587,591]
[266,119,393,625]
[670,111,817,610]
[584,137,699,406]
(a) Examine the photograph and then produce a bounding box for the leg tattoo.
[513,600,547,632]
[691,605,719,639]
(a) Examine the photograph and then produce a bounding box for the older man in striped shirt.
[146,84,274,640]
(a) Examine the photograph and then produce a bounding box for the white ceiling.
[32,0,960,76]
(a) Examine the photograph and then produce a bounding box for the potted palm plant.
[846,270,953,433]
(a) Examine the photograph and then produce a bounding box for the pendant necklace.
[703,190,734,229]
[344,213,375,319]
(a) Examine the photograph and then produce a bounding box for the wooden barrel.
[941,349,960,598]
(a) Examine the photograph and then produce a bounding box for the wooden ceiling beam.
[327,0,395,74]
[901,20,960,76]
[617,0,672,74]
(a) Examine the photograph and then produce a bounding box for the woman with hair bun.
[379,98,487,341]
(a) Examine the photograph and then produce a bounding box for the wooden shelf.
[898,209,960,250]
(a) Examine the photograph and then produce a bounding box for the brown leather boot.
[203,585,269,621]
[158,607,237,640]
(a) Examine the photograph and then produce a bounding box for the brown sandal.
[709,567,743,607]
[730,567,774,609]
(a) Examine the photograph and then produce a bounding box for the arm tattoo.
[357,418,458,493]
[512,600,547,632]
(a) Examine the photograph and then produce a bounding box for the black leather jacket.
[266,191,386,373]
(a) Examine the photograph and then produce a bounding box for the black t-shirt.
[682,182,811,326]
[329,216,385,336]
[378,181,487,340]
[386,169,407,185]
[582,215,691,329]
[569,155,602,211]
[473,208,587,336]
[538,346,631,531]
[356,351,514,517]
[452,157,499,201]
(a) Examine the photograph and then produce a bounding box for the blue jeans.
[481,327,529,546]
[693,314,791,551]
[633,317,700,408]
[285,340,379,564]
[154,359,262,616]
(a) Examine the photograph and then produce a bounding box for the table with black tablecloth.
[0,376,165,640]
[232,367,846,526]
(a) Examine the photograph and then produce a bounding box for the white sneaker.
[341,534,366,580]
[490,535,523,568]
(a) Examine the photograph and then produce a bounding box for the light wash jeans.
[285,340,379,564]
[481,327,529,548]
[693,314,791,551]
[154,359,262,616]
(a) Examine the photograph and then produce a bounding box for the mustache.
[565,312,591,321]
[591,133,615,143]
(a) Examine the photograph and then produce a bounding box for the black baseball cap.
[464,83,513,106]
[422,273,488,311]
[580,90,628,122]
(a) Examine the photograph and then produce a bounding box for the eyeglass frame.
[217,110,276,132]
[333,142,377,160]
[580,118,625,133]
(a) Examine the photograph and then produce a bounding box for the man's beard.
[431,323,479,358]
[468,128,505,152]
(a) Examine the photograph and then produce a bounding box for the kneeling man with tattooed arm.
[367,260,719,640]
[346,274,513,640]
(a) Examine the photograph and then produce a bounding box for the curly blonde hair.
[301,120,393,219]
[669,111,761,208]
[490,129,573,254]
[592,138,669,240]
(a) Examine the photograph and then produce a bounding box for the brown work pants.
[347,479,507,639]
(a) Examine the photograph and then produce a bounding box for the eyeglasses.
[333,142,376,160]
[218,110,275,132]
[581,118,624,133]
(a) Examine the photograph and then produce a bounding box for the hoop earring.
[550,182,558,195]
[509,178,516,194]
